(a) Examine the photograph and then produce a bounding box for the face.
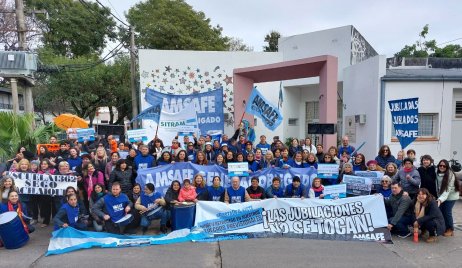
[292,139,298,146]
[222,135,228,141]
[172,182,180,191]
[407,152,415,158]
[313,179,321,187]
[386,165,395,173]
[40,161,49,170]
[97,149,105,157]
[391,184,401,195]
[141,147,149,155]
[247,154,254,161]
[397,151,403,160]
[239,136,245,142]
[272,180,280,188]
[355,155,363,164]
[422,158,431,167]
[281,150,288,158]
[197,153,204,161]
[251,179,259,187]
[195,176,203,185]
[120,162,127,170]
[369,163,377,170]
[119,143,125,150]
[438,162,447,172]
[292,180,300,188]
[66,188,76,196]
[255,150,262,158]
[295,154,302,161]
[344,165,352,173]
[163,153,171,160]
[316,145,323,152]
[342,137,349,146]
[324,155,332,162]
[19,162,29,171]
[87,164,95,173]
[70,149,77,157]
[199,138,205,145]
[3,178,12,188]
[83,157,91,164]
[226,152,234,159]
[68,195,78,207]
[59,164,70,173]
[329,148,336,156]
[305,138,311,146]
[111,154,119,162]
[216,154,224,163]
[237,154,244,162]
[260,136,266,143]
[184,181,191,189]
[212,177,221,187]
[274,150,281,157]
[133,185,141,194]
[417,191,427,203]
[8,192,19,204]
[155,140,161,147]
[178,151,186,160]
[94,185,103,194]
[232,177,240,188]
[382,147,390,156]
[40,147,46,153]
[112,185,122,196]
[381,179,390,188]
[129,149,137,157]
[404,161,413,169]
[144,186,153,195]
[60,144,67,151]
[308,154,315,162]
[50,137,57,144]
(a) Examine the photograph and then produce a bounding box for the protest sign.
[316,164,340,180]
[388,98,419,149]
[159,102,199,133]
[144,88,224,135]
[354,171,384,191]
[228,162,249,177]
[245,87,283,131]
[343,175,372,196]
[127,129,149,143]
[8,172,77,196]
[76,128,95,142]
[323,184,347,199]
[194,195,391,243]
[37,144,60,155]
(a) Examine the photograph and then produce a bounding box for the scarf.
[414,201,426,219]
[404,167,413,173]
[8,202,29,233]
[86,172,95,200]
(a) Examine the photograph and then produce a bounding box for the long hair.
[437,159,460,195]
[378,145,392,157]
[195,151,208,165]
[0,175,17,194]
[417,188,434,207]
[193,174,206,188]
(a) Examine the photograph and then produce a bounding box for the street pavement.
[1,199,461,268]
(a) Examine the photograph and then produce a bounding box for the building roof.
[384,68,462,81]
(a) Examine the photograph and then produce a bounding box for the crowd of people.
[0,128,460,244]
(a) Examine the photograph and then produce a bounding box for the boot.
[160,225,167,234]
[426,236,437,243]
[443,229,454,237]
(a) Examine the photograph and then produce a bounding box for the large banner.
[8,172,77,196]
[144,88,224,135]
[194,195,391,243]
[159,102,199,133]
[388,97,419,149]
[245,87,283,131]
[136,163,318,195]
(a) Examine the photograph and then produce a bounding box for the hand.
[62,223,68,228]
[437,200,442,207]
[125,206,131,214]
[103,214,110,221]
[406,174,411,180]
[77,176,82,181]
[402,191,409,197]
[387,224,393,231]
[193,199,198,203]
[319,194,324,199]
[413,221,419,229]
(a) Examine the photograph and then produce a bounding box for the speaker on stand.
[307,123,336,145]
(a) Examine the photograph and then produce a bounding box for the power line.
[94,0,129,28]
[437,37,462,46]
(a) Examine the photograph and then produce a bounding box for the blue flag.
[245,87,283,131]
[388,98,419,149]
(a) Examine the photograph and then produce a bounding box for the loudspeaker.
[307,123,336,135]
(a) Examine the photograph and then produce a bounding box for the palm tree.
[0,112,58,161]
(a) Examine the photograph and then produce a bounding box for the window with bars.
[455,101,462,118]
[391,113,438,138]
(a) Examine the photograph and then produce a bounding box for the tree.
[126,0,229,50]
[26,0,117,57]
[263,30,281,52]
[227,37,253,51]
[395,24,462,58]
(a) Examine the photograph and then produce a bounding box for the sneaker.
[398,232,412,238]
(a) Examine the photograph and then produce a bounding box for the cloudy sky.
[100,0,461,57]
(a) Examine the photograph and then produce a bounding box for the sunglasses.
[438,165,447,168]
[381,180,389,183]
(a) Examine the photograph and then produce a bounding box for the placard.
[343,175,372,196]
[323,184,347,199]
[316,163,340,180]
[227,162,249,177]
[127,129,149,143]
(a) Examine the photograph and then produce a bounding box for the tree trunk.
[109,106,114,124]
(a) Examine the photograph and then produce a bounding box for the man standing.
[224,177,251,204]
[256,135,271,155]
[134,145,155,170]
[384,182,414,238]
[338,136,355,158]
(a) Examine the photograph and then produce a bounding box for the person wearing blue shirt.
[246,153,260,172]
[224,177,250,204]
[134,145,155,170]
[338,136,356,158]
[186,142,197,162]
[278,148,294,168]
[291,152,309,168]
[256,135,271,155]
[134,183,167,234]
[208,176,225,201]
[284,176,305,198]
[265,177,285,198]
[242,141,254,158]
[53,193,88,230]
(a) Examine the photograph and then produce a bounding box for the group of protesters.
[0,126,460,244]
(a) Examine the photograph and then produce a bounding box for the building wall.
[343,55,386,160]
[451,88,462,161]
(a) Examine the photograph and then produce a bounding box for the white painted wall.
[451,88,462,161]
[384,80,461,162]
[343,55,386,160]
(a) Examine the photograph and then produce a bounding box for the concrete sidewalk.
[1,199,461,268]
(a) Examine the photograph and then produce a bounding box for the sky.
[100,0,462,57]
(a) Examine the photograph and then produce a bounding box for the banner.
[8,172,77,196]
[136,163,318,195]
[37,144,60,155]
[194,195,391,243]
[228,162,249,177]
[144,88,224,135]
[343,175,372,196]
[323,184,347,199]
[76,128,95,142]
[245,87,283,131]
[159,102,199,133]
[316,164,340,180]
[127,129,149,143]
[46,227,207,256]
[354,171,384,191]
[388,98,419,149]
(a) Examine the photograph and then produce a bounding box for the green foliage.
[26,0,117,57]
[126,0,229,50]
[0,112,58,161]
[227,37,253,51]
[395,24,461,58]
[263,30,281,52]
[285,137,293,148]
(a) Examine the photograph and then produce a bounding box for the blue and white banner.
[159,102,199,133]
[228,162,249,177]
[46,227,207,256]
[354,171,384,191]
[194,195,391,243]
[127,129,149,143]
[245,87,283,131]
[144,88,224,135]
[323,184,347,199]
[343,175,372,196]
[136,163,318,195]
[316,164,340,180]
[76,128,95,142]
[388,98,419,149]
[131,104,161,123]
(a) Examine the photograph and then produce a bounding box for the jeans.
[140,208,167,227]
[93,220,104,232]
[389,214,414,236]
[439,200,456,230]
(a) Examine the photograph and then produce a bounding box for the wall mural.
[350,27,378,65]
[140,65,235,127]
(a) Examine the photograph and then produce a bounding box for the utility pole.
[129,27,138,128]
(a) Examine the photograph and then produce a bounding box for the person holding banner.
[36,159,57,227]
[375,145,396,169]
[92,182,134,234]
[224,177,250,204]
[278,149,294,169]
[246,153,260,173]
[308,178,324,199]
[246,177,266,200]
[304,152,318,169]
[207,176,225,202]
[413,188,445,243]
[396,158,421,200]
[337,162,354,184]
[215,154,227,169]
[384,182,414,238]
[323,154,337,165]
[193,174,209,201]
[178,179,197,203]
[367,160,383,172]
[284,176,305,198]
[53,193,88,231]
[265,178,284,198]
[135,183,167,234]
[0,190,35,234]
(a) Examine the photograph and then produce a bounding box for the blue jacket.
[284,184,305,198]
[134,154,155,170]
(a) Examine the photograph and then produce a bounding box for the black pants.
[38,195,53,225]
[420,219,442,236]
[104,212,139,234]
[30,195,40,220]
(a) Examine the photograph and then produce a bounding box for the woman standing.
[36,159,56,228]
[375,145,396,169]
[109,159,134,195]
[435,159,460,237]
[418,155,437,198]
[82,163,104,210]
[193,174,208,200]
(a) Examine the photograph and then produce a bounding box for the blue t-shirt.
[104,193,130,222]
[207,186,225,201]
[140,192,162,210]
[134,154,154,170]
[227,186,246,203]
[256,143,271,155]
[284,184,305,198]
